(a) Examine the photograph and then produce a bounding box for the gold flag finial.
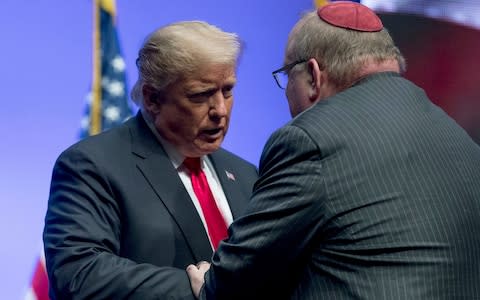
[98,0,116,16]
[314,0,330,8]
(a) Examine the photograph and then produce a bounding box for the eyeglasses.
[272,59,307,89]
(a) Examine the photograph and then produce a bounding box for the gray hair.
[131,21,242,106]
[287,10,406,89]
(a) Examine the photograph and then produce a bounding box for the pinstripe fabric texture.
[204,72,480,299]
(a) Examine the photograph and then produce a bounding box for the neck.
[355,58,400,82]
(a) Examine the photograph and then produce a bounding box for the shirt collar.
[143,112,186,169]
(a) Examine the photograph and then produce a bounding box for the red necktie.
[184,157,228,249]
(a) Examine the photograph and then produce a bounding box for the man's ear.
[142,85,161,114]
[307,58,322,103]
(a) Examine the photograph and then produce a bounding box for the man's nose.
[210,92,228,118]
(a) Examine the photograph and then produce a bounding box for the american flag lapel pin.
[225,170,236,181]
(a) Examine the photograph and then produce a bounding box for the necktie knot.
[183,157,202,174]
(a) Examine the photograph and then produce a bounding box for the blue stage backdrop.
[1,1,479,298]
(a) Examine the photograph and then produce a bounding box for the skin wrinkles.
[151,64,236,158]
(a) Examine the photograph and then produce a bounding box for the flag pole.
[90,0,102,135]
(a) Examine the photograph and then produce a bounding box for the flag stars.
[102,78,125,97]
[107,80,125,97]
[111,55,126,72]
[104,105,121,122]
[80,116,90,130]
[85,92,93,104]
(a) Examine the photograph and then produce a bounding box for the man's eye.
[222,86,234,97]
[189,90,214,100]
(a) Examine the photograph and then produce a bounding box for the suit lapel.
[209,151,246,220]
[129,113,213,261]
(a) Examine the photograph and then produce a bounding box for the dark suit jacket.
[203,72,480,299]
[43,112,258,300]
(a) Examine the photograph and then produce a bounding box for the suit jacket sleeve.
[43,147,195,300]
[203,125,327,299]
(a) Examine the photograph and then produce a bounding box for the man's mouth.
[202,128,223,138]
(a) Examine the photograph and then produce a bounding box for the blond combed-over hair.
[131,21,242,106]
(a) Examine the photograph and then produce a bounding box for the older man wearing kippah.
[187,2,480,299]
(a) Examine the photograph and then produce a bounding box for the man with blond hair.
[43,21,257,299]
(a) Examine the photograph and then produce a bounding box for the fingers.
[186,261,210,273]
[186,261,210,298]
[196,260,208,268]
[186,264,198,273]
[196,260,211,271]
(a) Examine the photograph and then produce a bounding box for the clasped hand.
[186,261,211,298]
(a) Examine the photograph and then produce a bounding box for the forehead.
[183,64,237,86]
[162,64,236,97]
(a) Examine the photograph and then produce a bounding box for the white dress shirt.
[145,116,233,250]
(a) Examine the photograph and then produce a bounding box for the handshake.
[186,261,211,298]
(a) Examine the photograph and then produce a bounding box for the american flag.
[24,249,48,300]
[225,170,236,181]
[80,0,132,137]
[25,1,131,299]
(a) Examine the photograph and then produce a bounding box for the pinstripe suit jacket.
[203,72,480,299]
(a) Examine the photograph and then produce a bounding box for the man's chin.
[195,140,223,155]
